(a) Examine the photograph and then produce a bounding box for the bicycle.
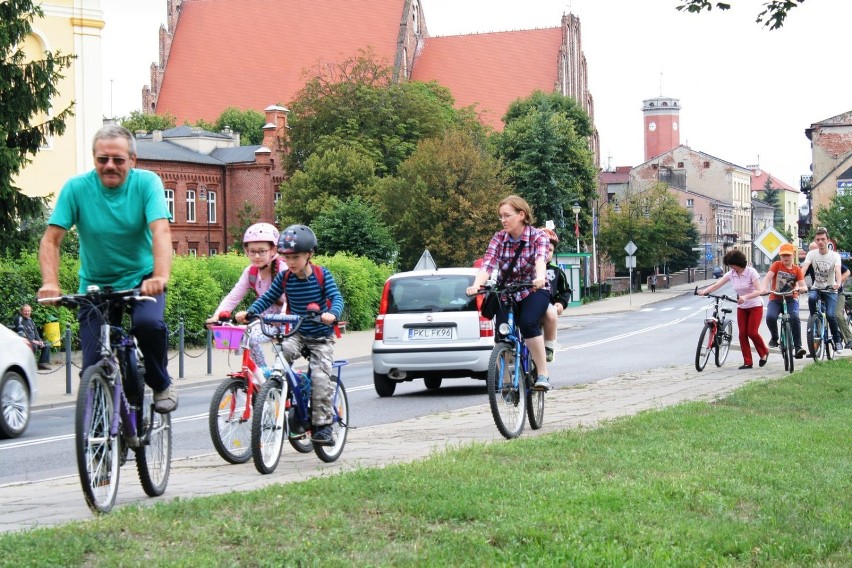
[693,287,736,372]
[477,281,544,440]
[207,313,266,464]
[248,305,350,474]
[762,289,799,374]
[39,287,171,514]
[806,288,837,362]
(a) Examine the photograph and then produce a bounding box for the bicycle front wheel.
[136,387,171,497]
[76,365,120,514]
[209,378,253,464]
[695,323,714,372]
[487,342,526,439]
[525,357,544,430]
[807,315,824,362]
[781,321,794,373]
[251,377,285,474]
[314,377,349,463]
[714,320,733,367]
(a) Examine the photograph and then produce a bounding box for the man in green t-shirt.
[37,125,177,413]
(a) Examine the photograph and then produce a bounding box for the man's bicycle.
[694,287,736,372]
[806,288,837,362]
[39,287,171,514]
[248,305,350,474]
[477,281,544,439]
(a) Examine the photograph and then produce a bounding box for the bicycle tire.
[251,376,286,474]
[314,377,349,463]
[525,358,544,430]
[807,314,824,362]
[782,321,794,373]
[715,320,733,367]
[825,332,835,361]
[288,433,314,454]
[76,365,120,514]
[136,387,171,497]
[486,342,526,439]
[695,323,714,372]
[209,378,253,464]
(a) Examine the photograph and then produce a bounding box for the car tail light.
[479,316,494,337]
[375,315,385,340]
[377,280,391,315]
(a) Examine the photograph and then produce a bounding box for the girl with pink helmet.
[206,222,286,372]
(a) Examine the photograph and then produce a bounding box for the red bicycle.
[694,287,736,372]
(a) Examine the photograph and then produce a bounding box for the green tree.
[816,192,852,252]
[119,110,176,134]
[675,0,805,29]
[276,143,379,228]
[503,90,593,137]
[214,107,265,145]
[228,201,262,252]
[1,0,75,256]
[376,128,510,269]
[598,184,699,276]
[756,175,785,231]
[286,49,477,177]
[312,198,397,266]
[496,103,597,247]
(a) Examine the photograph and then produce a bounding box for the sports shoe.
[533,375,552,391]
[846,341,852,350]
[37,364,51,371]
[768,339,779,348]
[311,424,334,446]
[153,385,178,414]
[835,340,843,352]
[795,348,806,359]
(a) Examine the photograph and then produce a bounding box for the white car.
[0,323,38,438]
[371,268,494,397]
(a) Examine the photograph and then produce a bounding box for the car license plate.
[408,327,453,340]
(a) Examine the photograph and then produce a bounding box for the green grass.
[2,362,850,567]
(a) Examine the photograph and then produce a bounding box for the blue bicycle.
[248,306,350,474]
[806,288,837,362]
[479,281,544,439]
[40,287,171,514]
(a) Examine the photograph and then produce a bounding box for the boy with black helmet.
[236,224,344,445]
[540,227,571,362]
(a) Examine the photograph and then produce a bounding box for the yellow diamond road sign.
[754,226,787,258]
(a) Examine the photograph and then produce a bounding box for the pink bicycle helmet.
[243,222,279,246]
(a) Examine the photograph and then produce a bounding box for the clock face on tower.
[648,122,656,132]
[672,121,679,131]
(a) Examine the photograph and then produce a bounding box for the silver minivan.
[371,268,494,397]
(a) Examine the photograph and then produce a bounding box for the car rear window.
[387,274,477,313]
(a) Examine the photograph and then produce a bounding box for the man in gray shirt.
[800,228,842,352]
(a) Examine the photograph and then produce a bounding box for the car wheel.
[373,371,396,397]
[0,370,31,439]
[424,377,442,390]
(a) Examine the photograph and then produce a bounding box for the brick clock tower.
[643,96,680,161]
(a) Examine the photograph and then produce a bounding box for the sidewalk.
[3,281,830,533]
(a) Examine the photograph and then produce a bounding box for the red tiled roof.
[599,170,630,184]
[155,0,405,122]
[411,28,563,131]
[750,168,797,192]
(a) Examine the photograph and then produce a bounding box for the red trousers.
[737,305,768,366]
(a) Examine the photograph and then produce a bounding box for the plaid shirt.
[481,225,550,301]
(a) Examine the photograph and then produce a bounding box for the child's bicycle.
[247,305,350,474]
[806,287,838,362]
[207,313,266,464]
[39,287,172,514]
[693,287,736,372]
[476,281,544,440]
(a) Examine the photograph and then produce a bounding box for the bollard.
[207,328,213,375]
[64,322,73,395]
[178,318,185,379]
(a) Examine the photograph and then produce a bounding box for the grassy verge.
[2,362,850,566]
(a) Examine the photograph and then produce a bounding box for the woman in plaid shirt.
[466,195,553,391]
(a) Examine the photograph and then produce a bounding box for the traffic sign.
[625,255,636,268]
[625,240,637,256]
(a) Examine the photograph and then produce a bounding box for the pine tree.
[0,0,75,254]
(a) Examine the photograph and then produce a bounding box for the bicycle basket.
[211,325,246,350]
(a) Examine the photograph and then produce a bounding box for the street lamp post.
[572,202,581,253]
[199,185,211,255]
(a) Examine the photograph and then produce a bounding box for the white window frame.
[164,189,175,221]
[207,190,217,223]
[186,189,196,223]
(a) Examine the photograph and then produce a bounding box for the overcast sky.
[101,0,852,191]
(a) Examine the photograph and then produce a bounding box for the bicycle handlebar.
[38,286,156,308]
[471,281,535,296]
[693,286,736,303]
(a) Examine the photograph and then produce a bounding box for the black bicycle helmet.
[278,224,317,254]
